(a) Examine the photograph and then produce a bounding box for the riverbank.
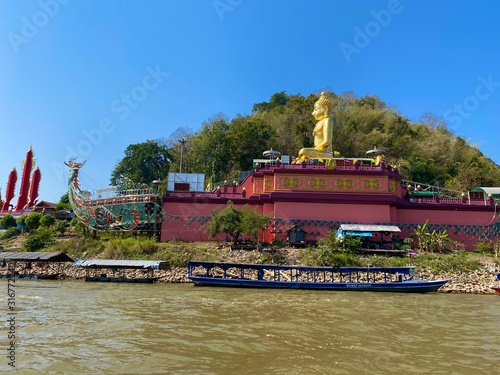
[2,247,499,294]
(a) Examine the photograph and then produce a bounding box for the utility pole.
[179,138,186,173]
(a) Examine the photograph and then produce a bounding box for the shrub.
[22,227,56,252]
[316,229,340,250]
[318,248,360,267]
[0,214,17,229]
[40,214,56,228]
[0,227,22,240]
[56,220,69,235]
[298,246,360,267]
[16,215,28,230]
[475,240,499,256]
[271,238,286,249]
[343,235,362,253]
[25,212,43,231]
[412,220,452,253]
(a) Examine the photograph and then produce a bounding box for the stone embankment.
[420,268,499,294]
[1,249,499,294]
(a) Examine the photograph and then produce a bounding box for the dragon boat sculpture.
[65,160,165,232]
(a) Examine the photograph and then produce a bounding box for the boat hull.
[491,286,500,295]
[85,276,157,283]
[0,274,38,279]
[190,276,448,293]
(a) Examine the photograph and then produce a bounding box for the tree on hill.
[55,193,71,211]
[0,214,17,229]
[252,91,289,113]
[113,90,500,193]
[40,214,56,228]
[22,227,56,252]
[16,215,27,232]
[25,212,42,231]
[110,140,171,186]
[208,201,271,245]
[227,116,277,172]
[189,114,232,187]
[56,220,69,236]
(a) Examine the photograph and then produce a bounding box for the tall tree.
[110,140,171,186]
[252,91,289,113]
[227,116,277,171]
[55,193,71,211]
[188,113,232,187]
[208,201,271,245]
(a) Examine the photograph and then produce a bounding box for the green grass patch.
[410,252,483,273]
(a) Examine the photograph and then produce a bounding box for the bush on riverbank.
[297,244,496,274]
[0,227,22,240]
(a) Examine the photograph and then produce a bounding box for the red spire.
[28,168,42,207]
[1,168,17,211]
[15,147,33,210]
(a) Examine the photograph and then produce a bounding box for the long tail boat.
[188,261,448,293]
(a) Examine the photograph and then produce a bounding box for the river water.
[1,280,499,374]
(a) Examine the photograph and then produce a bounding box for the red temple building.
[161,159,499,250]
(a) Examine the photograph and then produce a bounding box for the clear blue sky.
[1,0,499,203]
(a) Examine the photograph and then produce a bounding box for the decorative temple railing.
[253,159,398,173]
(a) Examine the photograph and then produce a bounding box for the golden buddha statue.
[293,92,337,164]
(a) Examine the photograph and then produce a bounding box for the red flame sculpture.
[15,147,33,210]
[28,167,42,208]
[1,168,18,211]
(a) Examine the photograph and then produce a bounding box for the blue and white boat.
[188,261,448,293]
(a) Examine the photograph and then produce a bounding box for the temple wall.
[396,207,496,226]
[273,201,392,222]
[161,200,262,242]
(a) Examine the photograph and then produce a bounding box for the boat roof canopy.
[72,259,169,270]
[189,261,416,274]
[0,251,74,263]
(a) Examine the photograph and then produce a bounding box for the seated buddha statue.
[293,92,337,164]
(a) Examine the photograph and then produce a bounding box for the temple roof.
[470,187,500,198]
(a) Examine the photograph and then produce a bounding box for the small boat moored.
[84,274,158,283]
[491,273,500,295]
[73,259,169,283]
[188,261,448,293]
